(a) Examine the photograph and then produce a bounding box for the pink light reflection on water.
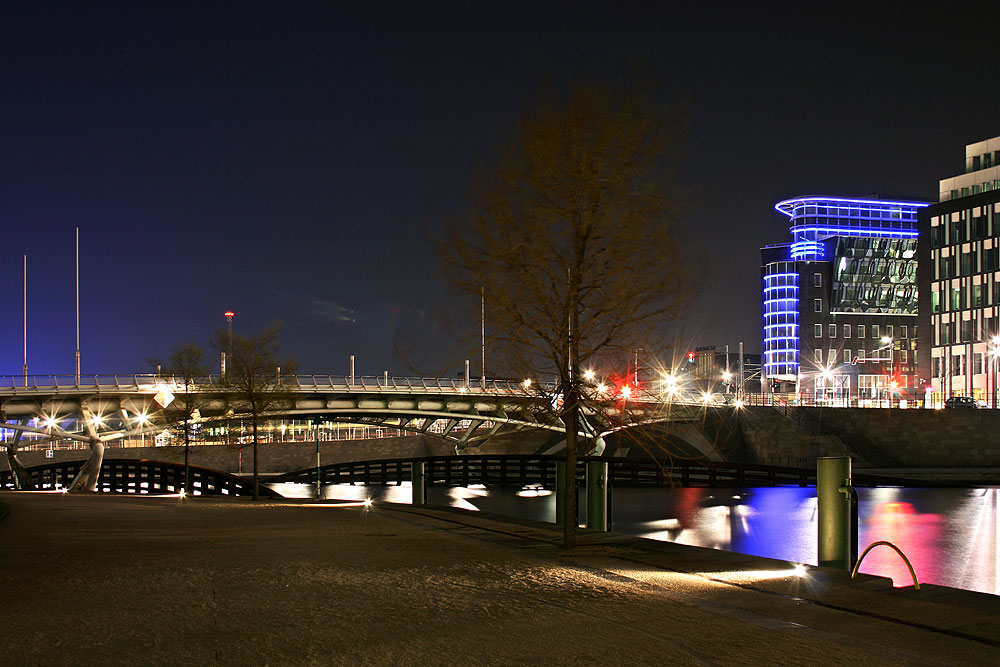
[858,498,942,587]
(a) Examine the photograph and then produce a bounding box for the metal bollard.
[817,456,856,570]
[411,460,427,506]
[586,460,608,531]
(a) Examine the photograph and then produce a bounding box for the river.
[268,482,999,596]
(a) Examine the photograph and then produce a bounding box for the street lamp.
[311,415,323,499]
[991,336,1000,408]
[224,311,235,347]
[880,336,893,406]
[222,310,235,378]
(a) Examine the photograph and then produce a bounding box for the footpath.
[1,491,998,666]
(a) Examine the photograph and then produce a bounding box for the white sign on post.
[45,449,54,459]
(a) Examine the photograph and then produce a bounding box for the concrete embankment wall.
[738,405,1000,468]
[6,430,554,475]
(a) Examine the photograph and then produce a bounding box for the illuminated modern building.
[761,196,928,400]
[919,136,1000,404]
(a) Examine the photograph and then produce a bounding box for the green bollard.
[817,456,852,570]
[555,461,566,526]
[411,460,427,506]
[586,460,608,531]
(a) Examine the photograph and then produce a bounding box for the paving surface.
[1,491,999,666]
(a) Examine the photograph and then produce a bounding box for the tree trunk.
[252,420,259,501]
[562,385,578,549]
[183,416,190,494]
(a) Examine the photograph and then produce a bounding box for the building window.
[814,299,822,312]
[844,349,852,363]
[858,349,865,361]
[900,326,907,339]
[815,324,822,338]
[886,325,893,339]
[975,352,984,375]
[814,349,822,363]
[829,324,837,338]
[872,325,880,339]
[962,320,973,342]
[858,324,866,339]
[844,324,851,338]
[814,273,822,288]
[900,349,908,363]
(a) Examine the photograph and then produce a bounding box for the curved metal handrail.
[851,540,920,590]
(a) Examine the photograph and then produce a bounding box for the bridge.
[1,373,715,491]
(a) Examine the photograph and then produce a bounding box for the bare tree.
[213,323,297,501]
[150,342,209,494]
[437,82,695,547]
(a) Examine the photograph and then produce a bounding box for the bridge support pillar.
[67,438,105,493]
[411,460,427,506]
[817,456,855,570]
[586,460,608,531]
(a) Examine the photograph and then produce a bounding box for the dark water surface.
[270,482,999,595]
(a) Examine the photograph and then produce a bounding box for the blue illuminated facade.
[761,196,928,399]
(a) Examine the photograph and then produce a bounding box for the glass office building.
[919,136,1000,405]
[761,196,928,401]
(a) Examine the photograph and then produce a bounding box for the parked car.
[944,396,980,409]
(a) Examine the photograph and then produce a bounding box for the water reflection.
[271,481,1000,595]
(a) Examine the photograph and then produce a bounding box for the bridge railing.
[0,374,555,395]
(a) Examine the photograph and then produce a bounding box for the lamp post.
[312,415,323,499]
[991,336,1000,408]
[222,311,235,377]
[880,336,893,407]
[224,311,235,348]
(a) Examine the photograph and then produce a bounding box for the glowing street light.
[596,382,608,395]
[583,369,596,382]
[991,336,1000,408]
[522,378,532,389]
[620,385,632,399]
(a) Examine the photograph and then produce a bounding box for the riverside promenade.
[1,492,998,666]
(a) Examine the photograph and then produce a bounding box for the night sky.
[3,1,998,378]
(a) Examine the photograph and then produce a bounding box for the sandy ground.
[1,492,999,666]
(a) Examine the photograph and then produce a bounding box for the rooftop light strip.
[774,197,929,218]
[791,226,918,238]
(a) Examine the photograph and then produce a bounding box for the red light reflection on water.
[859,500,942,587]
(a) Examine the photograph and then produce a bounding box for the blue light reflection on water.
[272,481,999,595]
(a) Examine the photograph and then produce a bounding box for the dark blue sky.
[2,1,997,377]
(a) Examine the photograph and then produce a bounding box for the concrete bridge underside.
[2,378,726,490]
